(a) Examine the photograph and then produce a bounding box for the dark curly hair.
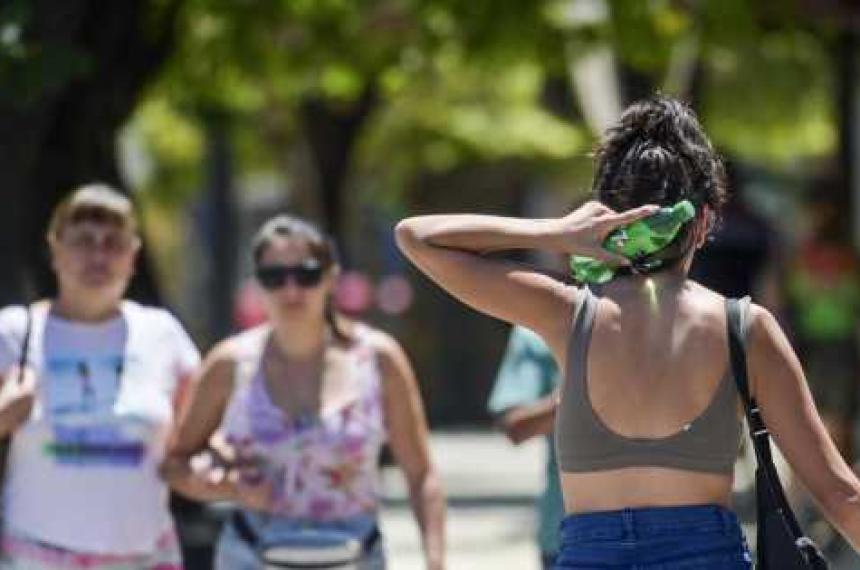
[593,96,727,218]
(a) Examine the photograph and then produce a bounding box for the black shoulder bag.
[727,298,828,569]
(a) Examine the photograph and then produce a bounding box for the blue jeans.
[554,504,752,569]
[215,511,385,570]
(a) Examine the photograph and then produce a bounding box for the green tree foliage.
[134,0,583,211]
[136,0,839,214]
[0,0,183,303]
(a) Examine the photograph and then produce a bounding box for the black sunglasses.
[255,263,325,290]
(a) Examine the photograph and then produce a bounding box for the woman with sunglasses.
[162,214,446,570]
[0,184,200,569]
[395,96,860,568]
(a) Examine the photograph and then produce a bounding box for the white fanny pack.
[232,511,380,569]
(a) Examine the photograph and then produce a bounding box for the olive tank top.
[555,289,746,474]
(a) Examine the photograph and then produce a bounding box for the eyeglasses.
[255,263,325,290]
[60,229,137,255]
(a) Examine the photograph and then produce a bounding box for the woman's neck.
[607,266,690,301]
[270,318,327,360]
[52,293,122,323]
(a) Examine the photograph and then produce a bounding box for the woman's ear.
[129,235,142,266]
[47,234,60,272]
[694,206,714,249]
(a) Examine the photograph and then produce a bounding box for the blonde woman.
[0,184,200,569]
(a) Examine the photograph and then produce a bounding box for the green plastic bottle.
[570,200,696,284]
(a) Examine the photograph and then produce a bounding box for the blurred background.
[3,0,860,568]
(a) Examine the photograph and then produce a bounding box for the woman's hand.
[229,466,277,512]
[0,366,36,437]
[549,201,659,263]
[188,445,277,512]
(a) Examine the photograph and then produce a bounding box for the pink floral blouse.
[220,325,387,520]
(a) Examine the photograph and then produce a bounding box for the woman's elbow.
[158,453,187,484]
[419,467,445,502]
[807,470,860,528]
[394,219,421,252]
[405,462,442,493]
[822,487,860,522]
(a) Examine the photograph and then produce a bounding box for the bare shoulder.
[746,302,783,346]
[542,283,582,356]
[675,280,728,329]
[356,323,407,370]
[196,328,263,388]
[204,338,239,367]
[684,280,726,307]
[352,323,418,392]
[559,284,582,315]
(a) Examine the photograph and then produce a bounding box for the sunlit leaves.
[702,29,836,162]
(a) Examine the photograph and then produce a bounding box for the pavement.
[378,431,860,569]
[379,431,545,569]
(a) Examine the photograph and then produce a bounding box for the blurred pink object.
[234,279,268,329]
[376,274,413,315]
[335,271,373,314]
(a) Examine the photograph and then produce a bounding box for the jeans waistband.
[560,503,741,543]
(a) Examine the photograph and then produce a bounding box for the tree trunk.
[201,113,238,340]
[836,30,860,248]
[0,0,182,305]
[299,87,378,249]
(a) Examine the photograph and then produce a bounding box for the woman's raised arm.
[394,202,657,357]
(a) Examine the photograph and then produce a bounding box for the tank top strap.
[562,287,599,399]
[231,327,268,389]
[346,323,385,398]
[219,328,269,440]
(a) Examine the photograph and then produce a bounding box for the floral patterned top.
[220,325,387,521]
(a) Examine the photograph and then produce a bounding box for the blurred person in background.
[162,214,446,570]
[787,186,860,465]
[396,95,860,567]
[488,323,562,569]
[689,161,783,311]
[0,184,200,569]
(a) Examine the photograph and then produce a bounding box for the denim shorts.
[214,511,385,570]
[554,504,752,569]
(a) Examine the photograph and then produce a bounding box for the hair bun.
[637,145,672,172]
[593,95,725,215]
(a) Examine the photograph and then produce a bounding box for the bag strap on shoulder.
[726,297,804,538]
[16,305,33,384]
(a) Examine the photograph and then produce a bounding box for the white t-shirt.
[0,301,200,554]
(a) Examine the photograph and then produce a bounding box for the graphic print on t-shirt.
[43,353,147,467]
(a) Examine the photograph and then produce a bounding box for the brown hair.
[47,183,138,241]
[590,96,727,272]
[593,95,727,216]
[251,214,351,342]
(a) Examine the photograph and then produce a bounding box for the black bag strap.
[726,297,804,538]
[0,305,33,504]
[16,305,33,385]
[231,510,260,547]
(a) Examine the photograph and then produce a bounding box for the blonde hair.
[47,183,138,241]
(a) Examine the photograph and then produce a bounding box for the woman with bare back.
[395,96,860,568]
